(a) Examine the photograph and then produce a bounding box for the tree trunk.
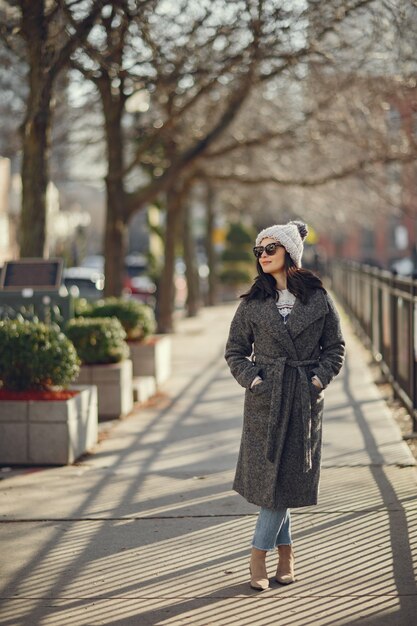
[182,198,200,317]
[18,0,104,258]
[205,181,217,306]
[104,180,128,296]
[157,187,183,333]
[100,77,128,297]
[19,1,51,258]
[20,103,51,257]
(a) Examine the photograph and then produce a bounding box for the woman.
[225,220,345,591]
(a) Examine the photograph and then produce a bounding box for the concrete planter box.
[75,359,133,419]
[0,385,98,466]
[132,376,157,404]
[128,335,171,386]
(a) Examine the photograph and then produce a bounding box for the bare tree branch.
[207,152,417,188]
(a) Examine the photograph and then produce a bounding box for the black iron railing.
[331,261,417,433]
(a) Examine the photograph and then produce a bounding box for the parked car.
[63,267,105,300]
[81,255,105,272]
[78,253,157,304]
[124,254,156,305]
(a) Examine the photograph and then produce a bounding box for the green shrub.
[220,222,255,289]
[221,248,253,263]
[219,268,252,285]
[65,317,129,365]
[226,222,254,245]
[73,298,95,318]
[0,319,80,391]
[87,298,156,341]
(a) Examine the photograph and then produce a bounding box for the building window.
[386,106,402,135]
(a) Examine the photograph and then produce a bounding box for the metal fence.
[331,261,417,433]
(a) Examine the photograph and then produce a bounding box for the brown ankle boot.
[249,547,269,590]
[275,544,296,584]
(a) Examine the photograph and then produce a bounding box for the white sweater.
[275,288,296,324]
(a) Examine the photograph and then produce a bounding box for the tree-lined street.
[1,3,417,624]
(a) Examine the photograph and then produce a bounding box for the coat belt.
[253,355,319,473]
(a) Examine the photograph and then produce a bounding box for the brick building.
[317,82,417,274]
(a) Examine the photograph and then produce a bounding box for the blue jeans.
[251,507,292,551]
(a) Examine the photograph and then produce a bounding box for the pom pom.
[289,220,308,241]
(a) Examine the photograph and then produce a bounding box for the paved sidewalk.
[0,302,416,626]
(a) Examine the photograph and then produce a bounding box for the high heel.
[249,547,269,590]
[275,544,296,584]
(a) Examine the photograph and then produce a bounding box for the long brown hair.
[241,251,326,304]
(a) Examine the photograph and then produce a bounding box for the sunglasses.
[253,242,284,259]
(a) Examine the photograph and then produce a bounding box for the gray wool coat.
[225,289,345,509]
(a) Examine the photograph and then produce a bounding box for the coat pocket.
[249,378,269,395]
[245,379,272,415]
[310,380,324,403]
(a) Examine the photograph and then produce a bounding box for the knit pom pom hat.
[255,220,308,268]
